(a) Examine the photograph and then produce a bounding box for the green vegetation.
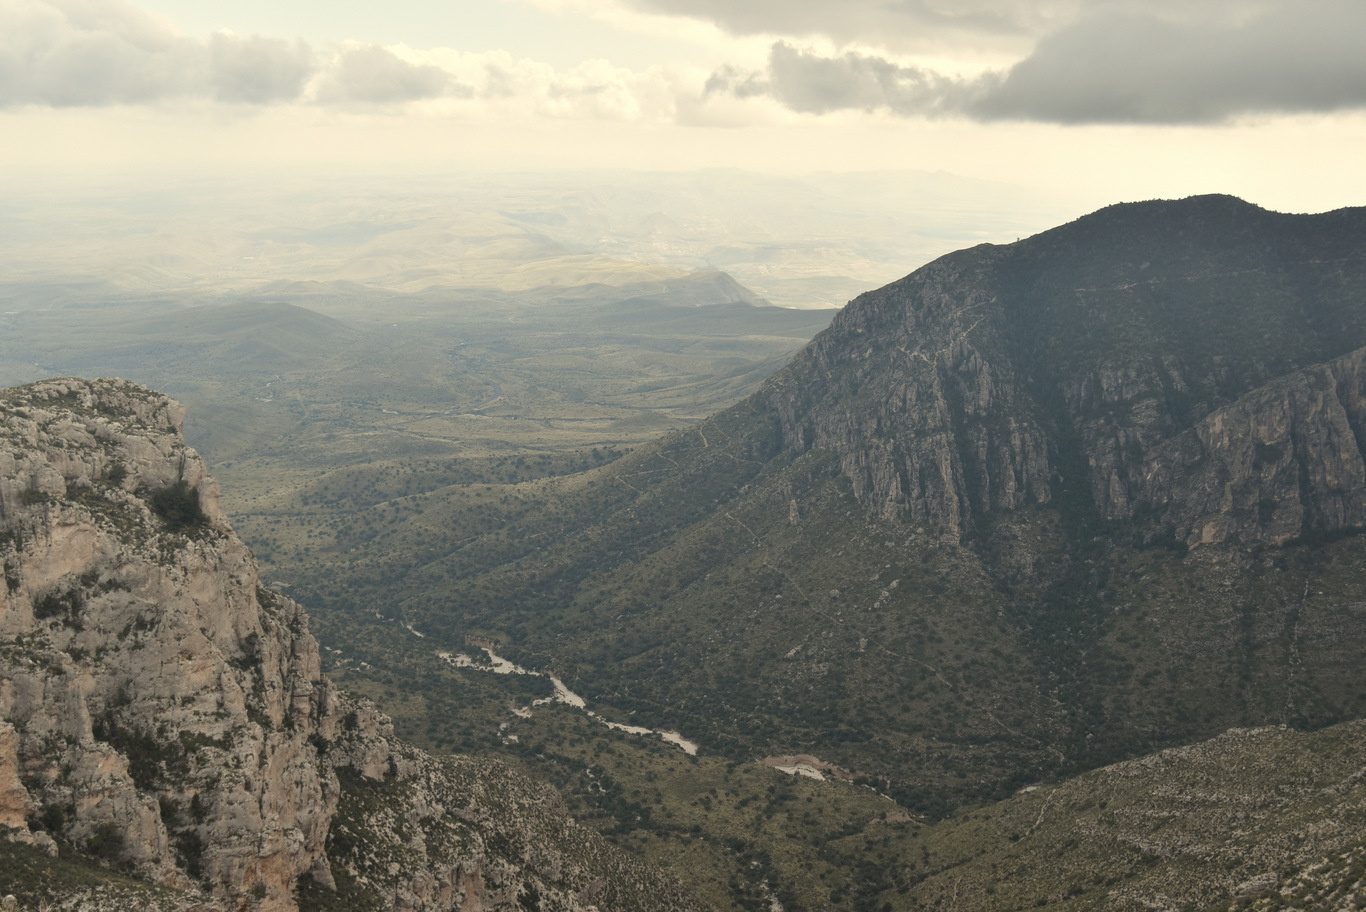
[328,650,912,912]
[148,480,208,532]
[0,837,191,910]
[302,740,708,912]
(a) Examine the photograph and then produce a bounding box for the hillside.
[281,195,1366,820]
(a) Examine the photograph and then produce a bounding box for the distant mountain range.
[0,170,1070,309]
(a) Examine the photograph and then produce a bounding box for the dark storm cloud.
[704,2,1366,124]
[975,3,1366,123]
[314,44,461,105]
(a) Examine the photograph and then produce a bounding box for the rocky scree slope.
[0,377,705,912]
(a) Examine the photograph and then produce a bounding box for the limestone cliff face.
[0,378,343,910]
[756,196,1366,548]
[0,378,705,912]
[761,249,1054,538]
[1133,346,1366,546]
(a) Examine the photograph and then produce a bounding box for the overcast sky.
[2,0,1365,213]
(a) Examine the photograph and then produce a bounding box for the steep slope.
[761,194,1366,539]
[895,719,1366,910]
[0,378,705,912]
[287,195,1366,819]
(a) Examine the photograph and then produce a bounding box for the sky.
[2,0,1366,213]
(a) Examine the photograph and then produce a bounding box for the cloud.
[412,47,681,121]
[209,33,313,104]
[622,0,1050,48]
[314,43,459,105]
[615,1,1302,53]
[0,0,201,106]
[0,1,465,109]
[975,3,1366,123]
[703,2,1366,124]
[0,0,315,107]
[707,43,973,117]
[0,1,664,118]
[18,0,1357,127]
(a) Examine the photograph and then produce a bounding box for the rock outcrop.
[1133,346,1366,546]
[0,378,333,910]
[0,378,704,912]
[761,249,1054,538]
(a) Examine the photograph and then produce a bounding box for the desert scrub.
[148,481,208,533]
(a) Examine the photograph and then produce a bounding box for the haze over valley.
[0,169,1068,312]
[0,167,1069,590]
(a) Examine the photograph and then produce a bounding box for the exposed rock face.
[762,250,1054,538]
[0,720,31,828]
[0,378,704,912]
[0,378,336,910]
[760,195,1366,547]
[1134,346,1366,546]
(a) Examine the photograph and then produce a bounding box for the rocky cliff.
[760,246,1052,537]
[0,378,705,912]
[761,195,1366,546]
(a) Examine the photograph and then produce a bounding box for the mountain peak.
[757,196,1366,542]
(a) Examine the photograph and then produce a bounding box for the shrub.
[33,587,83,623]
[37,803,67,834]
[87,821,125,861]
[176,828,206,879]
[149,481,208,532]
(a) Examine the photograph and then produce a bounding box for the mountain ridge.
[759,194,1366,538]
